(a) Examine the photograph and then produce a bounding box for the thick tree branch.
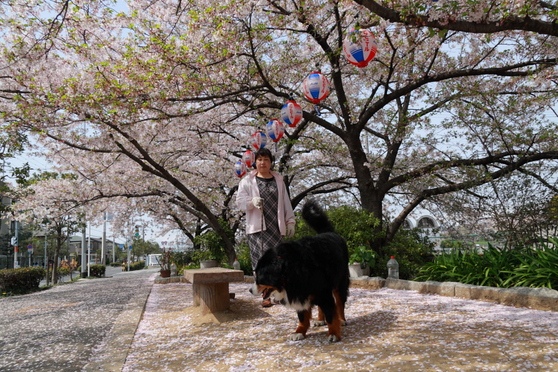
[353,0,558,37]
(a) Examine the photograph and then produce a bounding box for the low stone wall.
[156,274,558,312]
[155,275,254,284]
[350,277,558,312]
[154,276,186,284]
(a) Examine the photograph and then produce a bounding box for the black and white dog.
[250,199,350,342]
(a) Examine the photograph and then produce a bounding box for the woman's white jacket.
[236,170,295,235]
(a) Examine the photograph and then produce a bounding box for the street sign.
[11,236,18,246]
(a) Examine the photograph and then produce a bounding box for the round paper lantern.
[251,130,267,149]
[266,119,284,142]
[302,71,330,104]
[343,29,378,68]
[280,100,303,127]
[234,160,246,177]
[242,149,255,168]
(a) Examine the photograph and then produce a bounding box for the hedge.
[89,264,106,278]
[122,261,145,272]
[0,267,46,295]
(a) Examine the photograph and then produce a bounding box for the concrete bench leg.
[193,282,230,314]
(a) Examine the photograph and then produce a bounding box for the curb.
[350,277,558,312]
[83,273,156,372]
[155,274,558,312]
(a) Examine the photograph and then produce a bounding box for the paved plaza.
[1,268,557,371]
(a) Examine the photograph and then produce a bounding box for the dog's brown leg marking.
[295,309,312,336]
[327,312,342,341]
[317,306,325,322]
[333,289,346,324]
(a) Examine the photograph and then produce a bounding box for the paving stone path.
[0,268,157,372]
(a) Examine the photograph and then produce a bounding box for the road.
[0,267,158,372]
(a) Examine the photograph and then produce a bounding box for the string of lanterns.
[234,27,378,177]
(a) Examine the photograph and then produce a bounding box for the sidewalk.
[0,267,158,372]
[1,269,558,371]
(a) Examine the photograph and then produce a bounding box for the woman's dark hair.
[254,147,274,168]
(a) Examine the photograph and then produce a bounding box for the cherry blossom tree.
[13,173,84,283]
[0,0,557,260]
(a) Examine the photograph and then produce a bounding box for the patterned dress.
[247,176,283,271]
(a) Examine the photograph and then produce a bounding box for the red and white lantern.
[343,29,378,68]
[280,100,303,127]
[266,119,284,142]
[302,71,330,104]
[242,149,255,168]
[234,160,246,177]
[251,130,267,150]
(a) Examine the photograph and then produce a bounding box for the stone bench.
[183,268,244,315]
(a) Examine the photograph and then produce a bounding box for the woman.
[236,148,296,305]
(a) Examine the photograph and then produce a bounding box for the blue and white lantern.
[266,119,284,142]
[302,71,330,104]
[343,29,378,68]
[251,130,267,150]
[234,160,246,177]
[280,100,303,127]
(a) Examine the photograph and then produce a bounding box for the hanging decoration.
[251,130,267,149]
[234,160,246,177]
[280,100,303,127]
[302,71,330,104]
[266,119,284,142]
[343,29,378,68]
[242,149,255,168]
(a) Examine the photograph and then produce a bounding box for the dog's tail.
[302,199,335,234]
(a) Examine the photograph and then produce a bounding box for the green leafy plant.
[349,245,377,268]
[501,237,558,289]
[192,220,231,264]
[415,240,558,289]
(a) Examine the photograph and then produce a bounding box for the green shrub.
[128,261,145,271]
[168,251,195,275]
[291,204,379,263]
[235,242,253,275]
[192,220,230,264]
[375,228,436,280]
[290,204,434,280]
[57,266,72,276]
[89,264,106,278]
[0,267,45,295]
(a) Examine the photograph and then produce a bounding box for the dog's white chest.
[274,291,311,311]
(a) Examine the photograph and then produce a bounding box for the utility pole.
[12,221,19,269]
[126,237,131,272]
[44,230,47,270]
[112,233,116,263]
[81,224,86,278]
[101,212,107,266]
[87,223,91,277]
